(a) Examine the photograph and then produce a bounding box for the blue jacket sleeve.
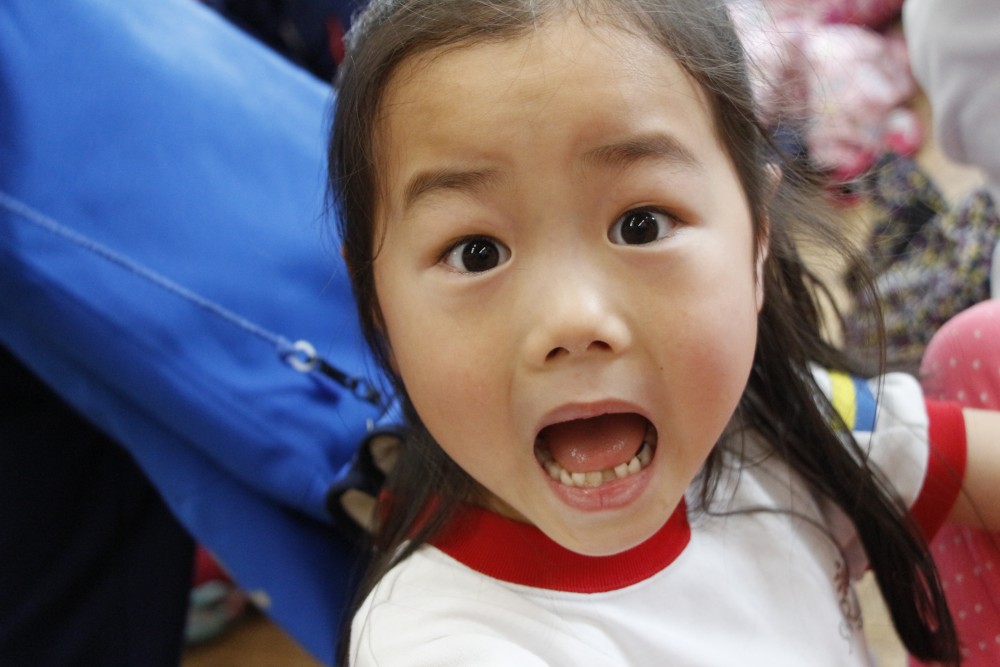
[0,0,388,662]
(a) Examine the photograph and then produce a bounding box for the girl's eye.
[442,236,511,273]
[608,208,675,246]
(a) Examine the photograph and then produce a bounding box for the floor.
[182,95,986,667]
[183,611,321,667]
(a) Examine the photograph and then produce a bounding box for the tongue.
[539,413,647,474]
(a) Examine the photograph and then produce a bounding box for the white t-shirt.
[350,373,966,666]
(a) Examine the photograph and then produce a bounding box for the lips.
[534,413,657,488]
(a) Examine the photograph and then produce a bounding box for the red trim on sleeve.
[909,400,967,540]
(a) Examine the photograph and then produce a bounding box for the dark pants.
[0,347,194,666]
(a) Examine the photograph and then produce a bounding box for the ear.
[373,312,400,375]
[754,163,780,312]
[764,162,782,201]
[346,242,398,374]
[384,344,400,375]
[754,230,769,312]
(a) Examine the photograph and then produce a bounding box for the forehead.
[374,15,727,213]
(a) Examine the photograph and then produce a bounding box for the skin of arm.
[949,408,1000,529]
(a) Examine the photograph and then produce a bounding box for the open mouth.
[534,413,656,488]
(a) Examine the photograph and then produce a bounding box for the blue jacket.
[0,0,383,662]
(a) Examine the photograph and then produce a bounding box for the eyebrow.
[399,134,700,209]
[582,133,702,173]
[402,166,504,210]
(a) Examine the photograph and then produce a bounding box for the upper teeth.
[535,433,654,489]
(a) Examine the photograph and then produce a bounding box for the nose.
[522,264,632,367]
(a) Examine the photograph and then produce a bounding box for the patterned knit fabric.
[844,155,999,373]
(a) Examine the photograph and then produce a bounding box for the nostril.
[546,347,569,362]
[545,340,611,362]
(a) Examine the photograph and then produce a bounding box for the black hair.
[329,0,959,663]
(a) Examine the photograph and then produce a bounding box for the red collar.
[430,500,690,593]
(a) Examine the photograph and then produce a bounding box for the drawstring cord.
[277,338,382,405]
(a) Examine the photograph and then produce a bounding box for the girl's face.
[372,15,764,556]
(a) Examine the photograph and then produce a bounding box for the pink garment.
[917,299,1000,665]
[767,0,904,27]
[732,0,920,182]
[799,24,919,181]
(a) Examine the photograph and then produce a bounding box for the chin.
[548,515,662,557]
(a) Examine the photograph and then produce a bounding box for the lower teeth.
[539,440,654,488]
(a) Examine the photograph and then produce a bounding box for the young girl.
[328,0,1000,663]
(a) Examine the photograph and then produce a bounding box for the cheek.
[660,264,759,409]
[382,301,503,438]
[670,318,755,403]
[375,258,515,430]
[396,348,510,484]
